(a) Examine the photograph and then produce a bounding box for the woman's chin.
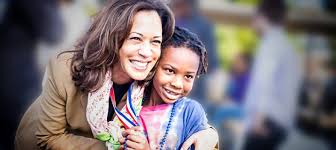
[127,71,149,81]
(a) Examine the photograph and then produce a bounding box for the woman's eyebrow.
[130,32,162,39]
[130,32,143,36]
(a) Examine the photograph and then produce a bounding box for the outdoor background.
[0,0,335,149]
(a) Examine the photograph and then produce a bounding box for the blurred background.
[0,0,335,149]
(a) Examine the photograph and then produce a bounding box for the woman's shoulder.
[43,52,76,91]
[48,52,74,71]
[40,51,83,102]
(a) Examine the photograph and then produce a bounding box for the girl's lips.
[163,88,182,100]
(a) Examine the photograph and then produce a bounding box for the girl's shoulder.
[176,97,205,112]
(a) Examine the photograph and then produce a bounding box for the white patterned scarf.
[86,71,145,149]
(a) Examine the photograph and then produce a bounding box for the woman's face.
[117,10,163,81]
[151,46,200,104]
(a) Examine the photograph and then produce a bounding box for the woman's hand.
[119,126,150,150]
[181,127,219,150]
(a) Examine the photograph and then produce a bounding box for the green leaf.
[96,132,111,141]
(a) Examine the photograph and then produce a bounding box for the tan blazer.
[15,53,107,150]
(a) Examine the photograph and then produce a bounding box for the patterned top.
[139,97,209,150]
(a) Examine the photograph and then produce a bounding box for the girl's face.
[151,46,200,104]
[117,10,163,81]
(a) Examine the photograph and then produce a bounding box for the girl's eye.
[185,75,194,80]
[165,68,174,74]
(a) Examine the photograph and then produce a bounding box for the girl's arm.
[119,126,150,150]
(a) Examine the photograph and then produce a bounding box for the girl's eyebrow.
[162,64,174,68]
[186,71,197,74]
[162,64,197,74]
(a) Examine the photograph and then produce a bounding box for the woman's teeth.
[131,60,147,69]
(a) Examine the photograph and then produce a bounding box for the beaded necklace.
[142,87,177,150]
[158,102,176,150]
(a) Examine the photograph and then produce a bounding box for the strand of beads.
[159,102,176,150]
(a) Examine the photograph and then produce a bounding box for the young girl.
[119,26,212,150]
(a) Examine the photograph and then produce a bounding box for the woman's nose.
[138,42,152,58]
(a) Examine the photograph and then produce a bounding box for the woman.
[15,0,217,149]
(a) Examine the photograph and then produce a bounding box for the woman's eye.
[152,40,162,45]
[130,37,141,41]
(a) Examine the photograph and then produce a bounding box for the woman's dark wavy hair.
[62,0,175,92]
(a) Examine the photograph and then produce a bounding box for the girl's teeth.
[166,89,177,95]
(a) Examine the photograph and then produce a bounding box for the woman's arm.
[35,54,106,150]
[182,100,219,150]
[181,127,219,150]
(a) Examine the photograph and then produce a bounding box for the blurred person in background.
[0,0,63,149]
[37,0,99,73]
[210,52,251,150]
[0,0,6,23]
[226,52,251,106]
[37,0,106,74]
[170,0,220,106]
[296,50,329,138]
[242,0,303,150]
[319,58,336,150]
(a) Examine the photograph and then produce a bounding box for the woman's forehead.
[129,10,162,38]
